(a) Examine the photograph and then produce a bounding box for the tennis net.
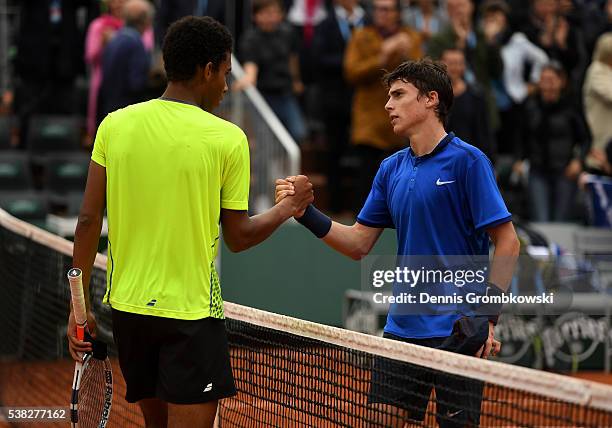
[1,207,612,427]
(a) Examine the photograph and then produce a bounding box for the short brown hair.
[383,58,454,124]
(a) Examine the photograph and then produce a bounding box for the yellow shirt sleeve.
[91,114,110,167]
[221,134,250,211]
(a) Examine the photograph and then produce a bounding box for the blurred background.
[1,0,612,373]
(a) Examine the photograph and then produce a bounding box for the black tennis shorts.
[111,309,236,404]
[369,333,484,428]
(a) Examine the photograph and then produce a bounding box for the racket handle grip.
[68,268,88,329]
[76,325,85,342]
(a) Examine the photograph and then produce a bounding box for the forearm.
[488,235,520,292]
[72,214,104,311]
[322,222,375,261]
[242,62,258,85]
[224,203,293,252]
[344,40,385,85]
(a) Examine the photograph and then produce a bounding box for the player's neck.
[162,83,203,110]
[408,121,448,157]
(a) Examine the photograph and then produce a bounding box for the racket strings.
[78,358,110,427]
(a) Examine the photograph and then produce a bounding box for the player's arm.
[322,221,383,261]
[233,62,258,91]
[475,220,519,359]
[73,161,106,310]
[486,221,520,292]
[221,176,313,252]
[276,178,383,260]
[69,161,106,358]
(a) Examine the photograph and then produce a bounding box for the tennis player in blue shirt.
[276,58,520,427]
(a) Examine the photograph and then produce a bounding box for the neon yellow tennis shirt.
[91,99,249,320]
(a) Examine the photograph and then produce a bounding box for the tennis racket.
[68,268,113,428]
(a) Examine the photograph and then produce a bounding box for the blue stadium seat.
[27,115,82,154]
[0,151,33,191]
[0,191,47,222]
[41,153,89,216]
[43,152,90,194]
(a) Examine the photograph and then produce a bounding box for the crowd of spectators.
[3,0,612,223]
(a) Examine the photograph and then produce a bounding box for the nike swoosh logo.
[436,178,455,186]
[446,409,464,418]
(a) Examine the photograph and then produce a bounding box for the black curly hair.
[162,16,233,82]
[383,58,454,124]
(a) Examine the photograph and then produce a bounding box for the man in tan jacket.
[344,0,422,210]
[584,32,612,175]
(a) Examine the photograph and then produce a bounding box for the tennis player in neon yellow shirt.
[67,15,313,428]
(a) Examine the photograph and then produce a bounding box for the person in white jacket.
[583,32,612,175]
[480,0,549,156]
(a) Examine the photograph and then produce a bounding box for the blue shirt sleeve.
[357,161,394,228]
[466,155,511,231]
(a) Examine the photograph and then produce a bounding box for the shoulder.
[320,11,338,27]
[240,28,260,44]
[352,26,378,40]
[205,114,248,151]
[510,32,529,44]
[279,22,296,37]
[466,82,486,98]
[88,17,106,33]
[103,100,151,126]
[591,61,612,76]
[379,149,409,173]
[448,135,490,166]
[218,117,248,143]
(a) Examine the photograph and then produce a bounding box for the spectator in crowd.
[155,0,226,47]
[583,0,612,58]
[85,0,125,141]
[522,0,581,80]
[516,62,589,222]
[481,0,549,156]
[14,0,90,147]
[286,0,328,85]
[344,0,422,210]
[234,0,307,143]
[427,0,504,132]
[442,48,495,159]
[583,32,612,176]
[312,0,365,213]
[401,0,447,51]
[98,0,153,125]
[85,0,155,141]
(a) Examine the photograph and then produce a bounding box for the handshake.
[275,175,314,218]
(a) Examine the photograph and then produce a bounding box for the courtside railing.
[216,55,301,214]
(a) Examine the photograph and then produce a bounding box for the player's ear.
[202,62,214,82]
[426,91,439,109]
[193,64,207,84]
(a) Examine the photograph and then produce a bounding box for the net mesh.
[1,208,612,428]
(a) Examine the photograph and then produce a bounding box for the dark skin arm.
[222,175,313,252]
[68,161,106,360]
[67,171,312,360]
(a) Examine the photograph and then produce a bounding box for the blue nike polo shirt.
[357,132,511,339]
